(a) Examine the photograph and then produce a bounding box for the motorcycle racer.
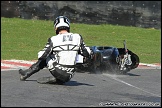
[19,16,90,84]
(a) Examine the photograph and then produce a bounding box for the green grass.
[1,17,161,64]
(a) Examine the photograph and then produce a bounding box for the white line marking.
[103,73,161,97]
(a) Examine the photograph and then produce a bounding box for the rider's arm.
[38,37,53,60]
[79,35,90,58]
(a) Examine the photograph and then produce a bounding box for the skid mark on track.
[103,73,161,98]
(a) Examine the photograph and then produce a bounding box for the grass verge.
[1,17,161,63]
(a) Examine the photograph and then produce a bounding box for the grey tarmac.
[1,68,161,107]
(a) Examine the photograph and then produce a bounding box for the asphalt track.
[1,67,161,107]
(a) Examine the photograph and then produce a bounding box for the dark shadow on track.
[23,79,37,82]
[41,80,95,86]
[64,80,94,86]
[20,78,94,86]
[126,73,140,76]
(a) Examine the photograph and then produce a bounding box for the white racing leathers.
[38,33,90,82]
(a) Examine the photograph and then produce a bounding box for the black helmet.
[54,16,70,34]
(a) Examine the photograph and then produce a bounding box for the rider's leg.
[36,56,57,84]
[19,59,46,81]
[35,55,76,84]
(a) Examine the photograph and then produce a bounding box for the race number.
[63,35,73,42]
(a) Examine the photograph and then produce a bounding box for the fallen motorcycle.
[76,40,140,74]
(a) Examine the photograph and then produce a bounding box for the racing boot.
[19,68,39,81]
[19,60,42,81]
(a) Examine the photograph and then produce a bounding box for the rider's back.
[51,33,82,65]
